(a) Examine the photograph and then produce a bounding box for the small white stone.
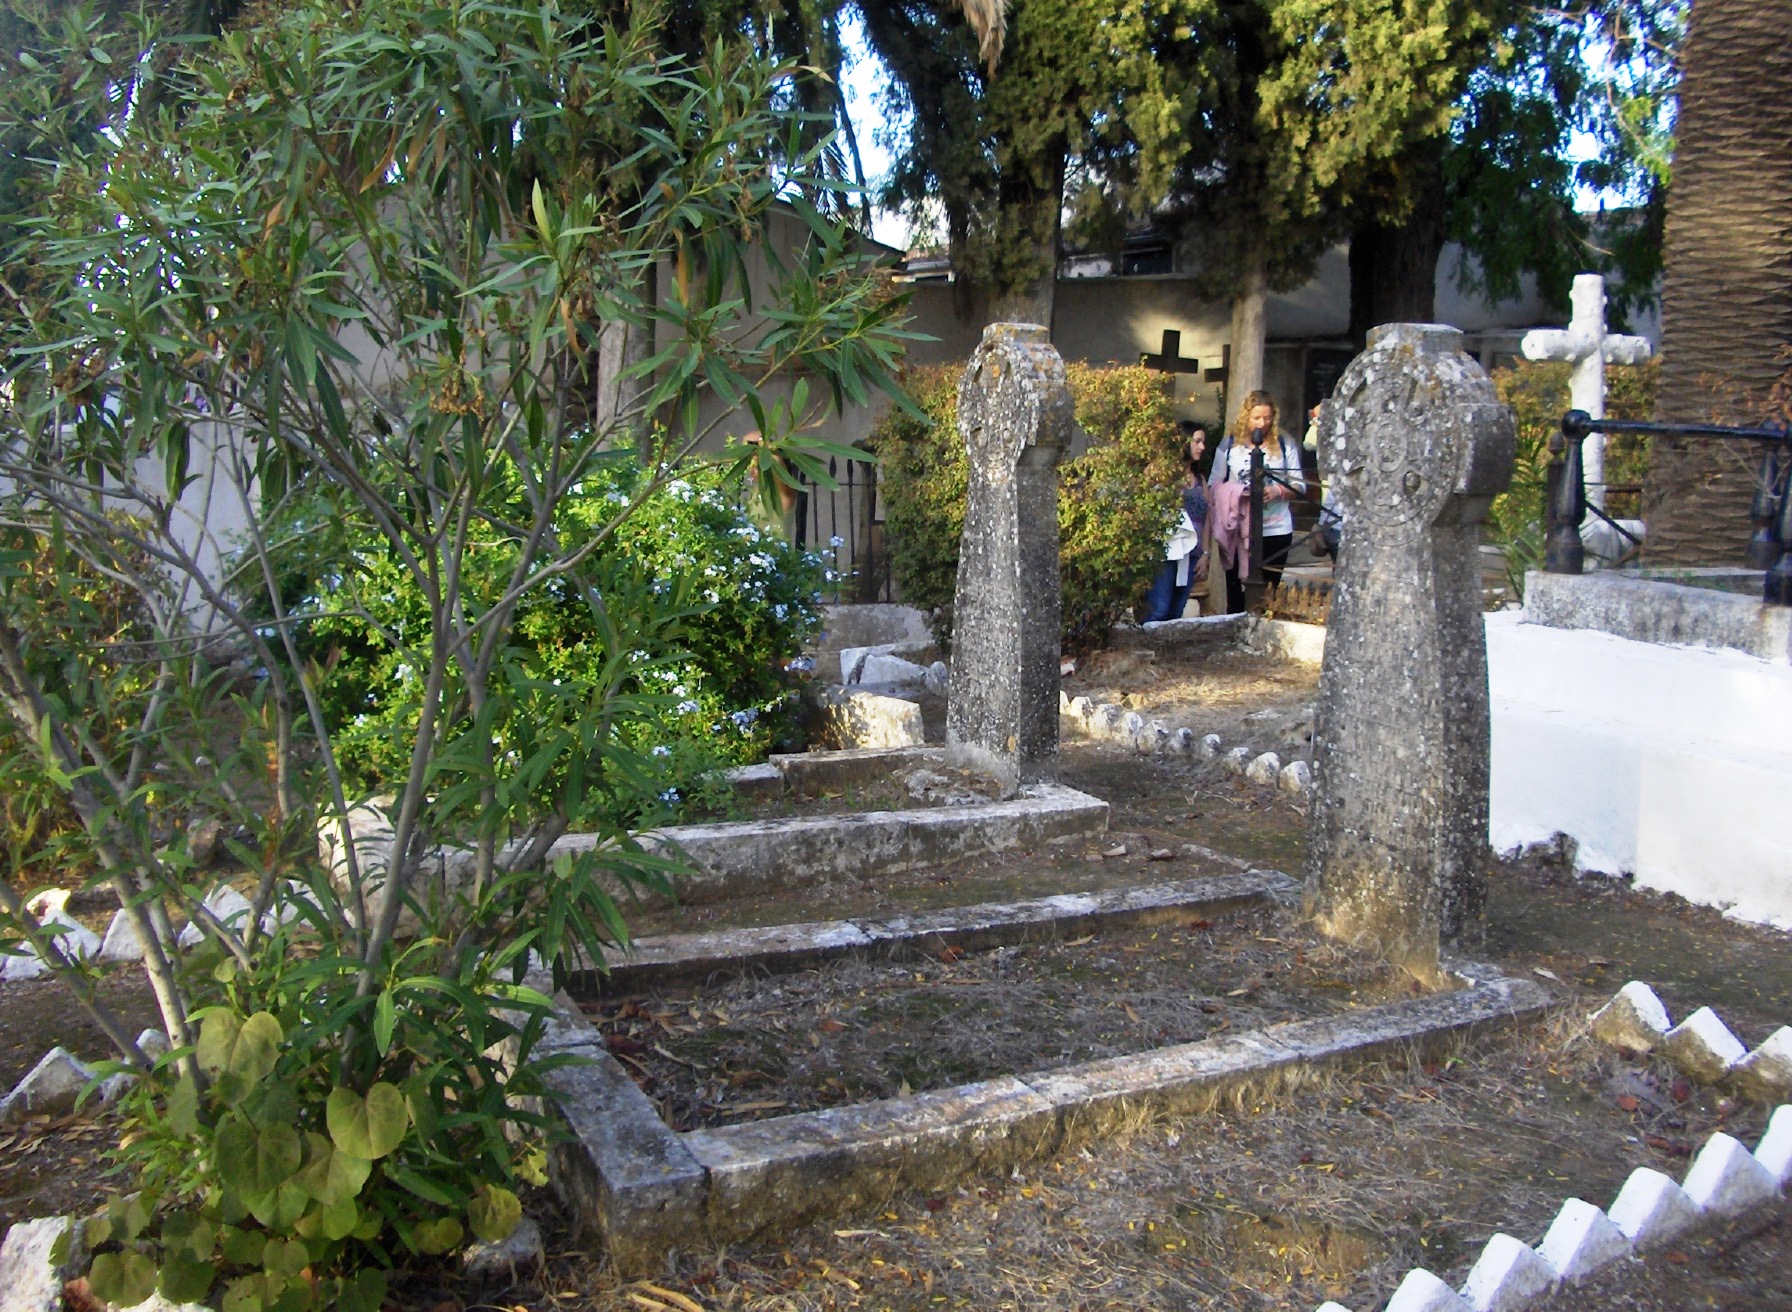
[0,1215,85,1312]
[1314,1304,1355,1312]
[2,1047,94,1121]
[1059,689,1071,709]
[1587,980,1672,1052]
[177,884,255,949]
[1,947,50,982]
[1223,745,1252,776]
[1244,751,1281,785]
[1119,710,1146,737]
[1682,1131,1779,1217]
[1278,759,1312,794]
[1607,1167,1702,1248]
[1754,1104,1792,1186]
[1384,1266,1473,1312]
[23,888,70,919]
[1138,723,1170,754]
[1198,733,1222,759]
[1459,1232,1558,1312]
[1661,1006,1748,1083]
[99,908,149,963]
[1732,1028,1792,1104]
[924,660,950,694]
[1536,1197,1631,1284]
[1067,695,1094,719]
[1168,727,1196,756]
[461,1216,544,1279]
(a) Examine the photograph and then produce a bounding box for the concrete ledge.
[548,961,1547,1267]
[685,1077,1061,1242]
[552,783,1109,906]
[767,745,940,794]
[1523,569,1791,664]
[539,994,708,1275]
[595,870,1298,991]
[1106,614,1326,666]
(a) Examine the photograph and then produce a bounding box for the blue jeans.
[1143,557,1194,623]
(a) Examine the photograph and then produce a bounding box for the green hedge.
[878,364,1184,653]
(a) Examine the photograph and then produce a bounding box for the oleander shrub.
[878,363,1184,653]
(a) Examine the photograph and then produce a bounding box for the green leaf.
[372,989,396,1058]
[467,1183,521,1243]
[336,1269,387,1312]
[221,1272,270,1312]
[197,1010,282,1088]
[294,1131,372,1207]
[325,1083,408,1160]
[221,1225,265,1266]
[216,1116,302,1195]
[410,1216,463,1256]
[262,1238,309,1278]
[168,1073,200,1135]
[159,1250,217,1304]
[89,1251,158,1309]
[319,1196,360,1242]
[243,1180,309,1233]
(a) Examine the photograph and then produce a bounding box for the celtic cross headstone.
[946,323,1071,792]
[1306,323,1515,985]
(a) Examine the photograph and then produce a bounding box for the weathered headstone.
[1306,323,1515,985]
[1520,273,1652,510]
[946,323,1071,792]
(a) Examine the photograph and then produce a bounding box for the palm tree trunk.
[1643,0,1792,565]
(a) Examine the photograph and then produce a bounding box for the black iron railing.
[794,454,892,603]
[1547,409,1792,605]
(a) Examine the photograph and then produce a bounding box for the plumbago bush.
[878,364,1184,653]
[0,0,908,1306]
[285,457,826,818]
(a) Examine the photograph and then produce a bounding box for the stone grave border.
[533,870,1549,1273]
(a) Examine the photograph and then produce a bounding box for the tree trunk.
[1643,0,1792,565]
[985,142,1065,330]
[1348,177,1445,350]
[1227,258,1268,415]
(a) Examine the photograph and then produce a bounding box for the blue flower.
[829,535,844,548]
[651,745,671,758]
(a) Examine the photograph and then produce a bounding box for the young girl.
[1210,390,1304,614]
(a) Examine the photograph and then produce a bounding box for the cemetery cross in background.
[1305,323,1516,987]
[946,323,1072,794]
[1520,273,1653,511]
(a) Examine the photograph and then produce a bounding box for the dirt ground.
[5,643,1791,1311]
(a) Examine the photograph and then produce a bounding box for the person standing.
[1142,425,1209,622]
[1210,390,1304,614]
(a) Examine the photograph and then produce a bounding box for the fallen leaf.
[1645,1134,1691,1157]
[1616,1094,1640,1113]
[1187,920,1213,932]
[1147,848,1174,862]
[925,1197,946,1212]
[1666,1250,1690,1264]
[1670,1076,1692,1104]
[632,1283,706,1312]
[937,945,965,963]
[817,1018,848,1034]
[1123,1003,1142,1024]
[63,1278,105,1312]
[1102,844,1129,859]
[1064,935,1095,947]
[1533,966,1560,981]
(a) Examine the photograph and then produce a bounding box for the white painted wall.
[1485,611,1792,930]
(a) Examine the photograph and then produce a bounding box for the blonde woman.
[1208,389,1305,614]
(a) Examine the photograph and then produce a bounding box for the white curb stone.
[1732,1028,1792,1104]
[462,1216,545,1278]
[1169,727,1196,756]
[1,1047,93,1122]
[1223,745,1251,776]
[1536,1197,1631,1284]
[1587,981,1672,1052]
[1067,695,1093,719]
[1314,1304,1355,1312]
[1244,751,1281,785]
[177,884,254,949]
[1119,711,1146,739]
[1459,1232,1558,1312]
[99,908,149,963]
[1661,1006,1748,1083]
[1682,1131,1779,1216]
[1606,1167,1703,1248]
[1384,1267,1473,1312]
[1198,733,1221,758]
[1279,759,1312,794]
[1755,1104,1792,1186]
[0,1216,85,1312]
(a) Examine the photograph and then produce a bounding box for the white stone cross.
[1520,273,1652,509]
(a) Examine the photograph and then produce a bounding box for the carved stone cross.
[1306,323,1515,987]
[1520,273,1652,510]
[947,323,1071,793]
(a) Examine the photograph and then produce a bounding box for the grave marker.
[947,323,1071,792]
[1306,323,1515,985]
[1521,273,1652,509]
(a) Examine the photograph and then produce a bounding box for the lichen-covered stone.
[2,1047,93,1121]
[1459,1232,1557,1311]
[1661,1006,1748,1084]
[0,1216,85,1312]
[1306,323,1515,985]
[1588,981,1673,1053]
[1731,1028,1792,1104]
[1278,759,1312,794]
[1244,752,1281,785]
[946,324,1070,792]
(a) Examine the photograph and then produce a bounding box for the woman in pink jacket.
[1208,389,1305,614]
